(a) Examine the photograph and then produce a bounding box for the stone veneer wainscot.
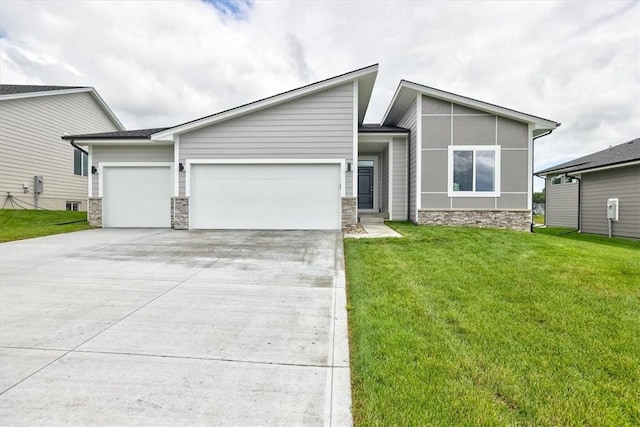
[417,210,531,231]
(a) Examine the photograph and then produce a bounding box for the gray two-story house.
[62,65,559,230]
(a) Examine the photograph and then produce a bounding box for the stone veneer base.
[341,197,357,230]
[417,210,531,231]
[172,197,189,230]
[88,198,102,227]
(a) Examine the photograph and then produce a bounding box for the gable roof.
[151,64,378,141]
[381,80,560,137]
[0,84,125,130]
[536,137,640,176]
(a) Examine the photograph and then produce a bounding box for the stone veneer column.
[172,197,189,230]
[417,210,531,231]
[88,198,102,227]
[341,197,357,230]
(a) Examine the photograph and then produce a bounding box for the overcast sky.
[1,0,638,190]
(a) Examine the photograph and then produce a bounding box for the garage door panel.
[191,164,341,230]
[103,167,171,228]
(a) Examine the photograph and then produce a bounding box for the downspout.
[406,132,411,222]
[69,139,88,155]
[531,130,554,232]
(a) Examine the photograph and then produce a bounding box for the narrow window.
[73,149,88,177]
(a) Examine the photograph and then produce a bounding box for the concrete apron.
[0,229,352,426]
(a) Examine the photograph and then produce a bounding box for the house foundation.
[417,210,531,231]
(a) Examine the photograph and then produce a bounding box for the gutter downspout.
[531,129,554,232]
[69,139,88,155]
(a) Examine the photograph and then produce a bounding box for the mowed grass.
[0,209,91,242]
[344,223,640,426]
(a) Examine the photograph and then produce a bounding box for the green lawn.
[0,209,91,242]
[344,223,640,426]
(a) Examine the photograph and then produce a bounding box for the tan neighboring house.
[0,85,123,211]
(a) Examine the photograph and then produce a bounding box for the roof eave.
[152,64,379,142]
[382,80,560,130]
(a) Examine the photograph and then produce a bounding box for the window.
[564,176,576,184]
[66,201,80,211]
[551,176,562,185]
[74,149,88,176]
[448,146,500,197]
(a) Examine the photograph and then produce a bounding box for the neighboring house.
[536,138,640,239]
[0,85,124,211]
[63,64,559,231]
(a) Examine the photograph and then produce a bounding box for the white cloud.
[1,0,638,190]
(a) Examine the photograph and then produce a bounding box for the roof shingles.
[537,137,640,175]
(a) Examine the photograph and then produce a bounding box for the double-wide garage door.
[102,166,172,228]
[190,163,341,230]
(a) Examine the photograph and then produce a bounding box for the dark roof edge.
[536,158,640,176]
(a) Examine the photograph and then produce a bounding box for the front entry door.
[358,166,374,209]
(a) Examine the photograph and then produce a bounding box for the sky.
[1,0,638,191]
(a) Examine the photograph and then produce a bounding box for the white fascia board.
[385,81,560,130]
[152,65,379,141]
[380,82,405,125]
[567,160,640,175]
[358,132,410,137]
[1,87,125,130]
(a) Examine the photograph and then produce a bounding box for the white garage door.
[102,166,172,228]
[190,163,341,230]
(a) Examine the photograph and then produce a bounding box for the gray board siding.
[545,180,578,228]
[420,94,529,210]
[381,147,389,213]
[581,165,639,239]
[397,100,417,221]
[178,83,354,197]
[91,145,174,196]
[0,92,120,210]
[392,136,408,220]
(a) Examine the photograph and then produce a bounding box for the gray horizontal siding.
[581,165,640,238]
[0,92,120,210]
[381,147,389,213]
[179,83,354,196]
[397,99,417,221]
[91,145,174,196]
[392,136,408,220]
[546,180,579,228]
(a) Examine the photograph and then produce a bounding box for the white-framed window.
[74,149,88,177]
[551,176,563,185]
[564,176,576,184]
[66,201,80,211]
[448,145,500,197]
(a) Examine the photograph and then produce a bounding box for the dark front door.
[358,166,374,209]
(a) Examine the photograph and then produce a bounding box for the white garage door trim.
[186,159,345,230]
[99,162,174,228]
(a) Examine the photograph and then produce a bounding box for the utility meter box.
[607,198,619,221]
[33,176,43,194]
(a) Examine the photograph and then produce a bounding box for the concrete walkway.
[344,222,403,239]
[0,229,352,426]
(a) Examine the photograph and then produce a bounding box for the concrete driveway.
[0,229,351,426]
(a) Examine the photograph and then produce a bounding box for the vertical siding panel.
[0,92,120,210]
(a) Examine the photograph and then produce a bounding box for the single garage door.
[190,163,341,230]
[102,166,171,228]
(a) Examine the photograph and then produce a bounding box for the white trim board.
[184,159,346,198]
[358,155,379,213]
